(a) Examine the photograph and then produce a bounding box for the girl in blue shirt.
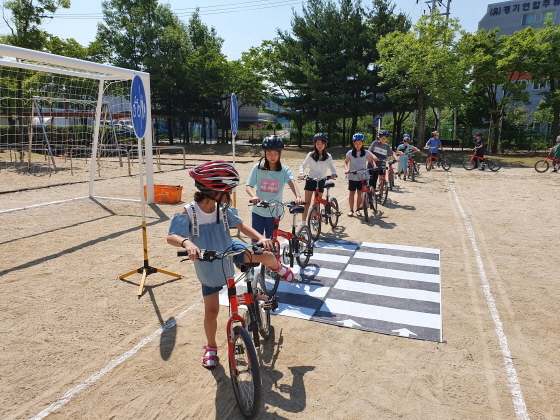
[168,161,295,369]
[245,136,303,239]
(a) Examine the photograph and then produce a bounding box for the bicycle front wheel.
[230,326,262,419]
[362,192,369,222]
[328,197,340,228]
[410,166,416,181]
[368,191,377,214]
[415,162,420,175]
[488,159,501,171]
[381,181,389,206]
[425,159,432,171]
[534,160,549,172]
[282,241,293,267]
[295,225,312,268]
[254,272,271,340]
[441,158,451,171]
[307,206,321,242]
[463,157,476,170]
[259,264,281,298]
[388,171,395,190]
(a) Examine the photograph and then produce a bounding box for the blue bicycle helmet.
[403,133,411,139]
[261,135,284,150]
[352,133,365,142]
[379,130,390,137]
[313,133,329,143]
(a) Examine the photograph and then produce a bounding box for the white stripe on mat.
[361,242,440,255]
[335,278,441,303]
[346,264,440,284]
[354,251,440,267]
[319,298,440,330]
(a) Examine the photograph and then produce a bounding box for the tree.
[378,13,468,147]
[457,29,529,152]
[502,15,560,141]
[0,0,70,50]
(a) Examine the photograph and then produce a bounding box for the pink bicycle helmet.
[189,160,239,192]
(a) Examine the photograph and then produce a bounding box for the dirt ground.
[1,145,559,419]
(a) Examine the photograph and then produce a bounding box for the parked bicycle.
[252,200,313,298]
[534,153,560,173]
[178,245,266,419]
[425,151,451,171]
[305,175,341,241]
[463,153,502,171]
[348,169,377,222]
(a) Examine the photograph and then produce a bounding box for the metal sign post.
[230,93,238,207]
[119,75,181,297]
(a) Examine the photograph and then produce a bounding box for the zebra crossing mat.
[219,238,442,342]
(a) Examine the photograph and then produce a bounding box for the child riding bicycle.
[551,135,560,172]
[425,131,443,166]
[344,133,377,217]
[397,135,420,178]
[298,133,338,227]
[167,161,295,369]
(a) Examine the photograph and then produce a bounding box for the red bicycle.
[305,175,341,241]
[387,160,396,190]
[252,200,313,297]
[463,153,502,171]
[349,169,377,222]
[178,245,266,418]
[534,153,560,172]
[425,151,451,171]
[405,151,419,181]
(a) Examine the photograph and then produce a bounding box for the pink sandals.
[202,345,218,369]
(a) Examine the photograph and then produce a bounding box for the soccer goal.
[0,44,155,208]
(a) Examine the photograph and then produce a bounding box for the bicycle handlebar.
[248,200,305,208]
[178,244,264,261]
[304,175,334,181]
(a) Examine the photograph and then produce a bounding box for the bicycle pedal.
[263,299,278,311]
[235,344,245,355]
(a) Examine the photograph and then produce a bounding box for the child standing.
[397,136,420,179]
[167,161,295,369]
[473,133,485,170]
[246,135,303,239]
[298,133,338,226]
[425,131,443,167]
[344,133,377,217]
[368,130,398,191]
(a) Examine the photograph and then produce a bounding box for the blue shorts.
[251,212,275,242]
[201,240,249,296]
[348,180,362,191]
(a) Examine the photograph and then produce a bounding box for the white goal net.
[0,44,155,210]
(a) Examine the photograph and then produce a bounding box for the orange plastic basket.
[144,184,183,204]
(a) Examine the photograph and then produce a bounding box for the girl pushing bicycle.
[397,135,420,179]
[344,133,377,217]
[297,133,338,227]
[246,135,304,238]
[167,161,295,369]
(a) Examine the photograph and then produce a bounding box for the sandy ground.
[1,146,559,419]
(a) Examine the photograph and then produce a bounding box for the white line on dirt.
[448,178,529,420]
[28,299,203,420]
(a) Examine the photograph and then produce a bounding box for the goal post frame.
[0,43,155,203]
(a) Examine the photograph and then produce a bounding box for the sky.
[0,0,493,61]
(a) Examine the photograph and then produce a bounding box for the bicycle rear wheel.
[295,225,312,268]
[307,206,321,242]
[488,159,501,171]
[259,264,281,298]
[534,160,549,172]
[362,192,369,222]
[441,158,451,171]
[254,272,271,340]
[230,326,262,419]
[328,197,340,228]
[463,157,476,170]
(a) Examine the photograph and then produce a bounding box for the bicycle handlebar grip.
[177,250,187,257]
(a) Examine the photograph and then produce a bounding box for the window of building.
[522,13,536,25]
[533,80,549,90]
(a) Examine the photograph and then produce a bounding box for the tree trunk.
[416,88,426,148]
[167,118,173,145]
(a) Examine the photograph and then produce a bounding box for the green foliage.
[264,122,274,130]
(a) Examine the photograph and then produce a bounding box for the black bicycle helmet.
[313,133,329,144]
[379,130,390,137]
[261,135,284,150]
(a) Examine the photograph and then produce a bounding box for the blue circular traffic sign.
[131,75,147,138]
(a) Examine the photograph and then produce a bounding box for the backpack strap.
[190,202,229,237]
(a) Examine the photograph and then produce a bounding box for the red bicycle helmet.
[189,160,239,192]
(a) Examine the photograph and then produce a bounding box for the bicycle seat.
[289,205,304,214]
[325,182,335,189]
